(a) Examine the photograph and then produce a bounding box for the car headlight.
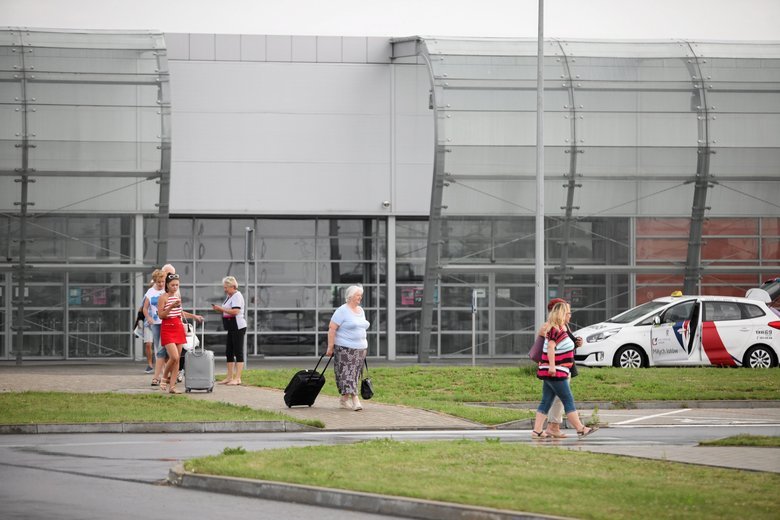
[586,329,620,343]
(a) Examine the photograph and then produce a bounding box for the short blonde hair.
[222,276,239,289]
[344,284,363,303]
[151,269,165,284]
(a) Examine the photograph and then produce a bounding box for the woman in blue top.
[326,285,370,411]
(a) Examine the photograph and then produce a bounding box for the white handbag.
[183,320,200,350]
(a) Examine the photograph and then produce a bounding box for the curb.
[470,400,780,410]
[167,464,571,520]
[0,420,318,435]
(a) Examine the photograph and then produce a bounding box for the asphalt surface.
[1,361,780,519]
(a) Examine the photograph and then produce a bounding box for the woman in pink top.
[157,273,203,393]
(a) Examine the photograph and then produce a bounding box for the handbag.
[183,319,200,350]
[528,335,545,363]
[360,359,374,400]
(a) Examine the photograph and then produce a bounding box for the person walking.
[212,276,247,386]
[533,297,582,438]
[157,273,204,393]
[531,301,596,439]
[143,269,166,385]
[326,285,370,411]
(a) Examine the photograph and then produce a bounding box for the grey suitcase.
[185,322,214,392]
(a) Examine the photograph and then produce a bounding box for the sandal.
[544,429,568,439]
[577,426,598,438]
[531,430,551,440]
[150,378,160,386]
[168,386,182,394]
[160,378,169,391]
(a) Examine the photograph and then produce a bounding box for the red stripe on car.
[701,322,737,367]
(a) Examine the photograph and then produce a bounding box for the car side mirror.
[653,316,661,326]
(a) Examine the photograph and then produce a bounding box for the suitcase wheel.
[185,388,191,393]
[207,387,213,393]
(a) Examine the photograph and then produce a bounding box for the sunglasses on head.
[167,274,179,280]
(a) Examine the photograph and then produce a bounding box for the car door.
[700,300,744,366]
[650,299,703,365]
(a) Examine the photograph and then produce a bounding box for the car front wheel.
[743,345,777,368]
[613,345,647,368]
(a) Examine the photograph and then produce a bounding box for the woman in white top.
[326,285,370,411]
[212,276,247,385]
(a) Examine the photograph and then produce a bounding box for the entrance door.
[650,299,703,365]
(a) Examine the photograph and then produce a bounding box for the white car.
[575,281,780,368]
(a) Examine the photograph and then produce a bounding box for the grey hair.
[222,276,239,289]
[344,284,363,303]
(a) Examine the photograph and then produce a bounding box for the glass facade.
[141,217,387,358]
[0,34,777,360]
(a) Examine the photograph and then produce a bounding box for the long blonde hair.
[547,302,570,330]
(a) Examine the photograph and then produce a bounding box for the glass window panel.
[495,310,534,332]
[257,238,315,261]
[15,284,64,307]
[68,309,130,332]
[316,238,375,261]
[68,333,129,358]
[12,333,65,357]
[636,218,690,237]
[258,219,315,237]
[495,286,535,306]
[701,218,759,236]
[13,309,64,332]
[396,220,428,239]
[258,286,316,308]
[195,219,255,237]
[636,238,687,261]
[396,263,424,283]
[440,310,488,332]
[258,310,316,332]
[317,262,376,284]
[396,309,421,331]
[259,334,315,356]
[317,219,377,238]
[495,333,534,356]
[258,262,316,284]
[762,239,779,265]
[702,238,758,261]
[763,218,780,235]
[194,235,246,261]
[194,262,247,284]
[396,334,419,356]
[440,333,489,356]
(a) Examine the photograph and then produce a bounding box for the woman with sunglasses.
[157,273,204,393]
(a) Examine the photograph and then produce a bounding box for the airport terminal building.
[1,29,778,361]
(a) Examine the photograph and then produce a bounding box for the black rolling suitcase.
[284,354,332,407]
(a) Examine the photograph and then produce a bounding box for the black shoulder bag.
[360,358,374,400]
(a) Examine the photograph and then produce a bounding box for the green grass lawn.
[238,365,780,425]
[186,438,780,520]
[700,434,780,448]
[0,392,322,427]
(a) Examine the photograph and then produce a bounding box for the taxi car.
[574,279,780,368]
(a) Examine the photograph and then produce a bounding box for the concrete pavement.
[1,361,779,475]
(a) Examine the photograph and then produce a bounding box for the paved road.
[2,417,779,520]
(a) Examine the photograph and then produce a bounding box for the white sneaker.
[177,371,184,383]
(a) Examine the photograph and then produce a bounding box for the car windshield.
[605,300,670,324]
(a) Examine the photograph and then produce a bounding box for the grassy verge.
[699,435,780,448]
[0,392,323,428]
[186,439,780,520]
[238,365,779,425]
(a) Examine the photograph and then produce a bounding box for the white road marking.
[611,408,691,425]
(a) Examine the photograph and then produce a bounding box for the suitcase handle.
[310,353,332,381]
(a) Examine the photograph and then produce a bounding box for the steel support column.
[682,42,713,295]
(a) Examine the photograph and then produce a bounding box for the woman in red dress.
[157,273,204,393]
